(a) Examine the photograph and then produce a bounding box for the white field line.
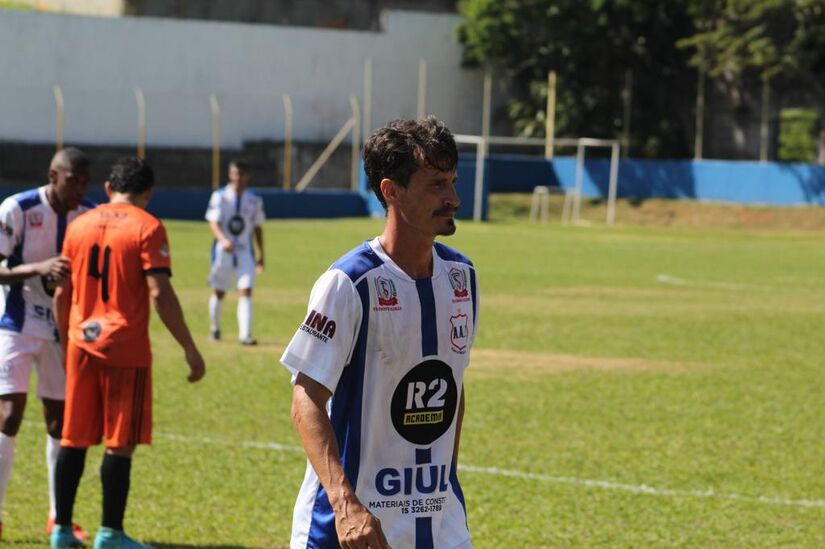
[655,273,823,293]
[155,432,825,510]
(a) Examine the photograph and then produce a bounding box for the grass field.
[4,213,825,547]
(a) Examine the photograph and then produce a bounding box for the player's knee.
[105,445,135,458]
[0,395,27,435]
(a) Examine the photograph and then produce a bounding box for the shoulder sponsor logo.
[159,242,170,257]
[300,309,336,343]
[449,267,470,302]
[27,212,43,228]
[449,313,469,353]
[373,275,401,311]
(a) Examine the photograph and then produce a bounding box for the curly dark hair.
[108,157,155,195]
[363,116,457,208]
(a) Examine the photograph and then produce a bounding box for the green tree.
[457,0,700,157]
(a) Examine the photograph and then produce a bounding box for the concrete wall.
[487,154,825,206]
[0,9,484,148]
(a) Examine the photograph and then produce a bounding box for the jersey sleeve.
[0,199,22,259]
[254,196,265,226]
[280,269,362,394]
[140,221,172,274]
[204,190,221,223]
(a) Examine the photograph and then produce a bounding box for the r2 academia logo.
[390,360,457,445]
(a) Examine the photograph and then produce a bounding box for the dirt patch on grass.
[468,348,708,378]
[490,194,825,231]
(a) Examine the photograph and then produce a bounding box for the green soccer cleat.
[50,524,85,548]
[93,527,154,549]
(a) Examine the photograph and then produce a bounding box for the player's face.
[229,165,251,189]
[49,164,90,211]
[392,165,460,238]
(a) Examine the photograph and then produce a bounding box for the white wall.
[0,9,485,148]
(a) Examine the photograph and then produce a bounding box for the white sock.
[209,294,222,332]
[238,296,252,340]
[0,434,17,521]
[46,435,60,519]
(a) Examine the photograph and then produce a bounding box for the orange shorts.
[62,343,152,448]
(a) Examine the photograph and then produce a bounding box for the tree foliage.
[456,0,825,158]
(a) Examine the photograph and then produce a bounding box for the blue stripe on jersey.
[449,462,468,519]
[56,214,67,254]
[416,279,438,356]
[434,242,473,267]
[306,278,371,547]
[415,517,435,549]
[16,189,42,212]
[210,240,217,266]
[331,241,383,282]
[0,242,25,331]
[469,268,478,329]
[416,447,432,465]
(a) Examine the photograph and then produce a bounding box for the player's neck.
[109,193,145,209]
[45,185,69,216]
[379,227,434,279]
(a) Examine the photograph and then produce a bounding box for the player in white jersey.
[205,159,265,345]
[0,148,94,541]
[282,117,476,549]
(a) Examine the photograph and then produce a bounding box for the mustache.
[433,206,459,217]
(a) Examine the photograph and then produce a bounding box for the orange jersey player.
[50,157,205,549]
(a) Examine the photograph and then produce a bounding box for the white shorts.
[0,331,66,400]
[208,245,256,291]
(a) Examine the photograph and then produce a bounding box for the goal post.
[477,135,621,225]
[453,134,487,222]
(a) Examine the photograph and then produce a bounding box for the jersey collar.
[368,237,445,282]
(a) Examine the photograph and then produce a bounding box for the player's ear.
[142,187,155,207]
[380,178,397,204]
[104,181,113,198]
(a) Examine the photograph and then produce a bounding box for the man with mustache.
[282,116,477,548]
[0,148,94,542]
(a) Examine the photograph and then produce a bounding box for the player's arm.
[253,225,264,272]
[146,272,205,383]
[53,276,73,358]
[453,386,465,467]
[0,253,70,285]
[208,221,234,252]
[292,373,389,549]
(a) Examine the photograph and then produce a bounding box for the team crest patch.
[373,276,401,311]
[449,313,469,353]
[449,268,469,301]
[27,212,43,228]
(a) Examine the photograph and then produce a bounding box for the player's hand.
[184,346,206,383]
[221,238,234,252]
[36,256,70,280]
[255,260,264,275]
[335,500,390,549]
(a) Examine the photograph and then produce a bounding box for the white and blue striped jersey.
[205,185,265,256]
[0,186,95,340]
[281,237,478,549]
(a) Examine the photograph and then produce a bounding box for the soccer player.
[205,158,265,345]
[0,147,94,542]
[50,157,206,549]
[282,117,477,548]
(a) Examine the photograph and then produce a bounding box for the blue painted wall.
[0,186,368,220]
[488,155,825,206]
[359,158,490,220]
